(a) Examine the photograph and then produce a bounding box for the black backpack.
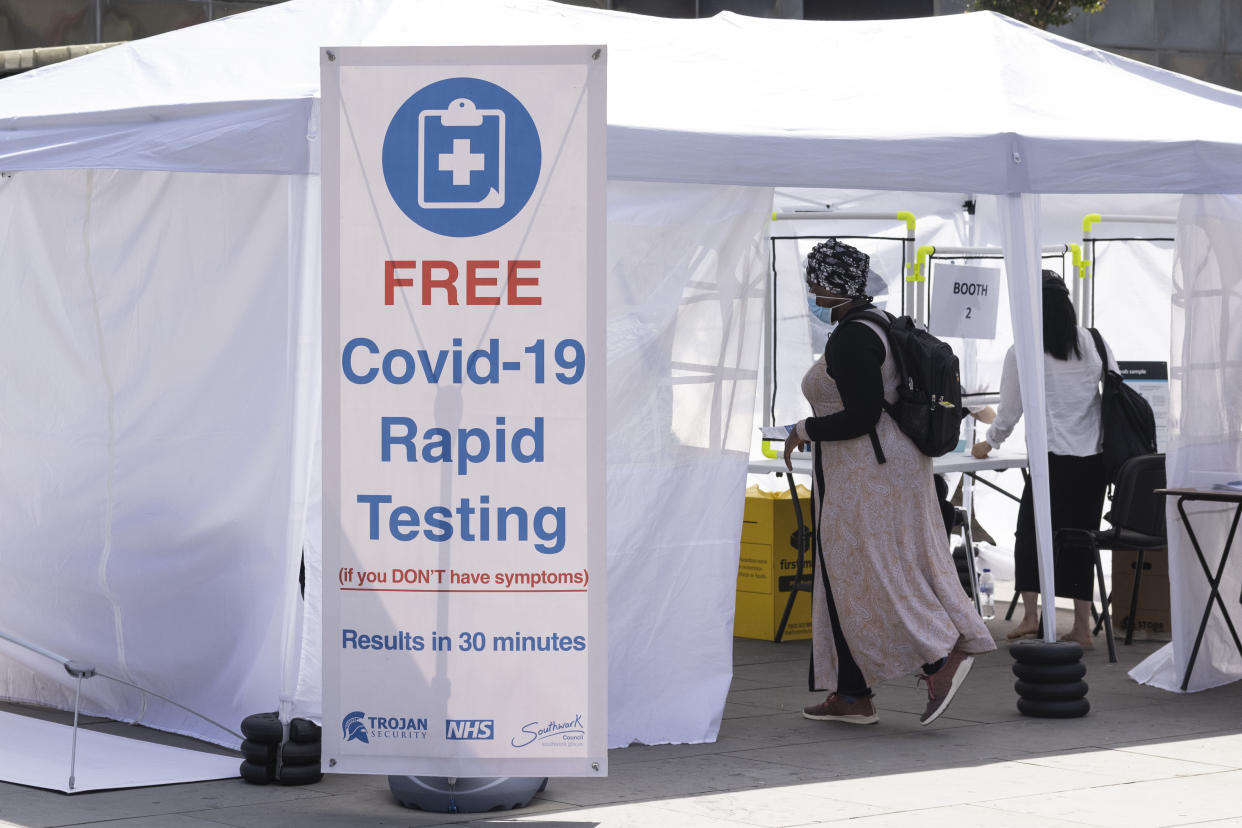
[1088,328,1158,483]
[843,309,963,462]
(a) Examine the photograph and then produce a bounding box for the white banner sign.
[929,263,1001,340]
[321,46,607,778]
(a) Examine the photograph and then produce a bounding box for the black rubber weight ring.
[1014,679,1089,701]
[240,711,283,743]
[1009,641,1084,664]
[1011,661,1087,682]
[1017,697,1091,718]
[280,740,321,765]
[239,759,275,785]
[240,739,277,764]
[278,763,324,786]
[288,717,321,744]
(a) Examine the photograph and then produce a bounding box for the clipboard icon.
[417,97,506,210]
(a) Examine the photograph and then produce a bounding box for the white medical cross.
[439,138,485,186]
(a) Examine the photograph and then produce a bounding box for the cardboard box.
[1111,549,1172,640]
[735,485,815,641]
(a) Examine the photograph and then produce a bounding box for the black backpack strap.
[1088,327,1108,384]
[837,308,890,464]
[1088,327,1115,495]
[867,430,886,464]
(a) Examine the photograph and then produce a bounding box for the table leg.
[1178,499,1242,691]
[966,471,1022,504]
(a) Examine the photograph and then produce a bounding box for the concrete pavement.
[3,606,1242,827]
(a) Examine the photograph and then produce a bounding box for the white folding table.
[747,450,1028,637]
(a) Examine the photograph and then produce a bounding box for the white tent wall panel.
[1132,194,1242,692]
[0,169,312,745]
[581,182,771,746]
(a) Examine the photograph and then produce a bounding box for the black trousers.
[1013,452,1107,601]
[811,447,945,697]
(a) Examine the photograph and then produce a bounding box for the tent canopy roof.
[3,0,1242,192]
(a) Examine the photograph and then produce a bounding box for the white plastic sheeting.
[604,182,771,745]
[1131,195,1242,692]
[0,712,239,793]
[0,169,319,745]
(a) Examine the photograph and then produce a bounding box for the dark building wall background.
[0,0,278,49]
[568,0,1242,91]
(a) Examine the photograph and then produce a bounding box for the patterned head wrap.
[1042,269,1070,295]
[805,239,873,301]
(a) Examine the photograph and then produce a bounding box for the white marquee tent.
[2,0,1242,772]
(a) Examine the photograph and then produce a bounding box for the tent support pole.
[999,193,1058,644]
[69,674,83,791]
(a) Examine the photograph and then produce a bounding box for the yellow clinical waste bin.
[734,484,815,641]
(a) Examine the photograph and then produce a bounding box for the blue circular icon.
[382,77,541,238]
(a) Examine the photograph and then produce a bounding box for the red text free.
[385,260,541,306]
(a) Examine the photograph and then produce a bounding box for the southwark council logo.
[382,77,542,238]
[510,713,585,749]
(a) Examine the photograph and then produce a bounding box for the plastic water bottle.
[978,568,995,620]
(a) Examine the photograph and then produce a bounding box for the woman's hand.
[784,430,809,471]
[971,440,992,459]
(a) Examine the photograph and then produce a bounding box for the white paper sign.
[929,263,1001,339]
[321,46,607,778]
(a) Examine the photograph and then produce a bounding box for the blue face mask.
[807,292,848,325]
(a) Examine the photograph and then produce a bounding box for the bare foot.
[1059,631,1094,648]
[1006,620,1039,640]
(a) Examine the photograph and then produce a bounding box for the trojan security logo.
[342,710,369,743]
[382,77,541,237]
[342,710,429,743]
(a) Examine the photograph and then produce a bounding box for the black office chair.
[1055,453,1167,664]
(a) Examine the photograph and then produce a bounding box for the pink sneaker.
[918,648,974,726]
[801,693,878,725]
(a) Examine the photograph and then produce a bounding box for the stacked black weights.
[239,712,324,785]
[1010,641,1090,718]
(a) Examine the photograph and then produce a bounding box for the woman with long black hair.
[972,270,1117,647]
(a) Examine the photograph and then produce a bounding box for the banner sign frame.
[321,45,607,778]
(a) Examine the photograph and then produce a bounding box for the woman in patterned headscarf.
[784,239,995,727]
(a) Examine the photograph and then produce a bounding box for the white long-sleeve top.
[985,327,1118,457]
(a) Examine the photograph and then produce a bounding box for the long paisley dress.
[803,319,995,690]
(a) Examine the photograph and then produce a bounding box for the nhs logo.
[445,719,494,740]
